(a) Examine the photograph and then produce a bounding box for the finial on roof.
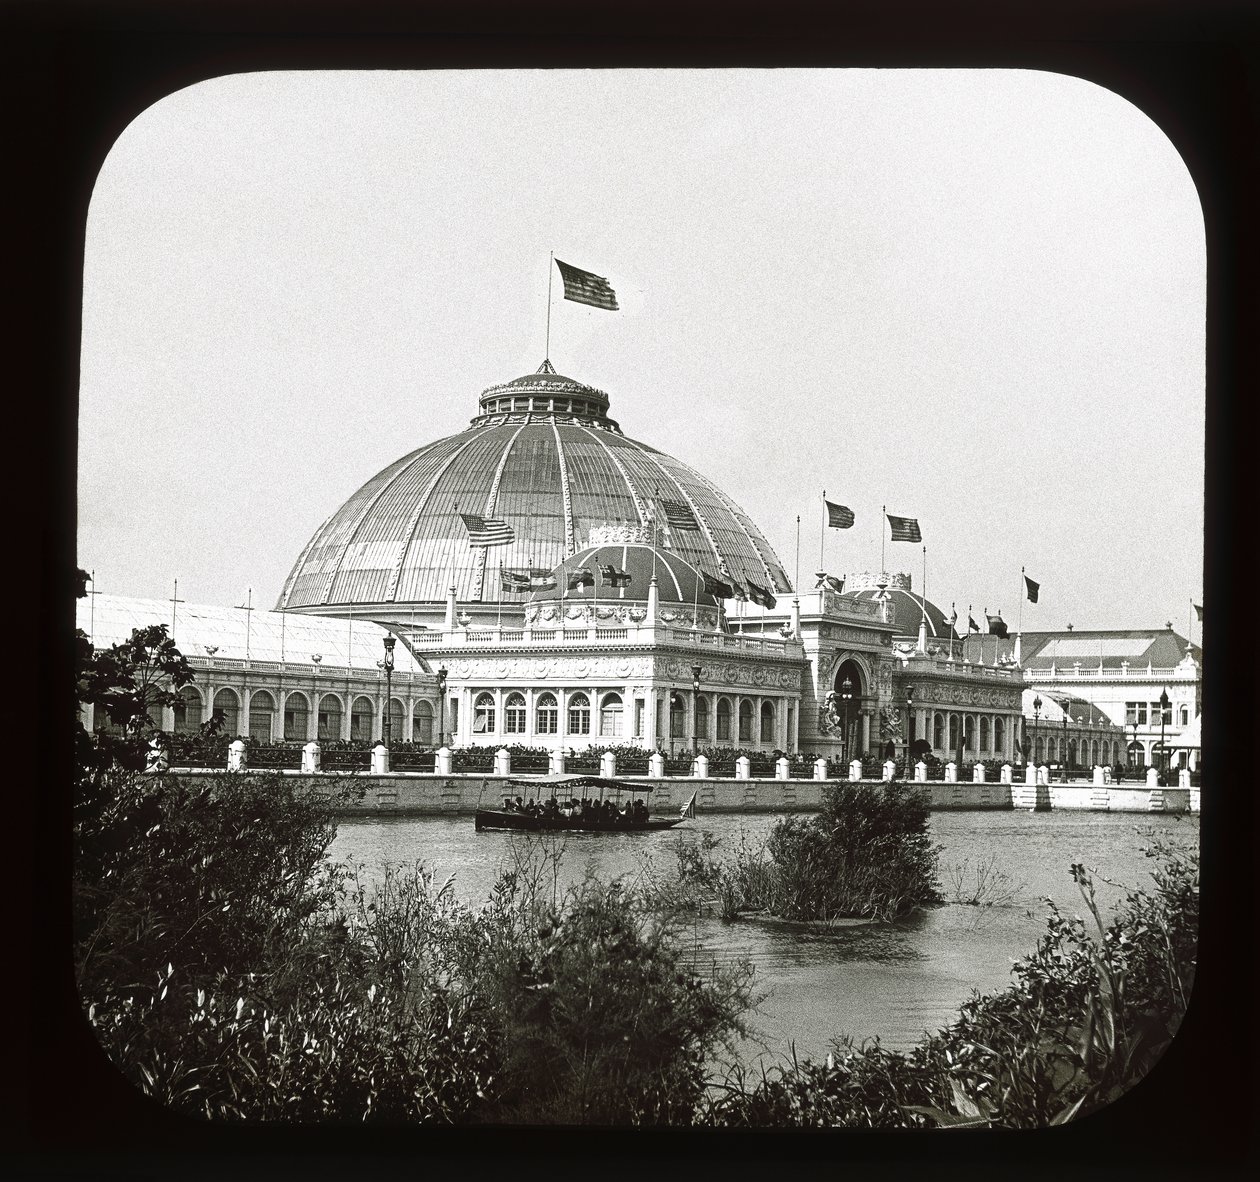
[537,358,557,374]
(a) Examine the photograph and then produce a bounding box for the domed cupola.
[278,361,791,621]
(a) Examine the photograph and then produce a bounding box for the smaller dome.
[841,586,956,640]
[533,543,719,608]
[471,361,619,430]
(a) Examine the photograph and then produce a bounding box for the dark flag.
[748,582,777,609]
[987,613,1009,638]
[968,614,980,633]
[500,568,531,592]
[1024,574,1040,603]
[554,259,619,310]
[659,498,702,532]
[459,512,514,547]
[567,567,595,591]
[729,583,748,602]
[825,500,855,529]
[529,569,557,591]
[702,572,734,600]
[600,564,632,588]
[887,514,922,543]
[1193,602,1202,622]
[815,572,845,593]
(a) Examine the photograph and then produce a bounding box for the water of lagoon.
[329,809,1198,1070]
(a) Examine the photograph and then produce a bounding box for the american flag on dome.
[824,500,855,529]
[459,513,514,547]
[659,499,701,532]
[1024,574,1040,603]
[554,259,619,310]
[886,514,922,543]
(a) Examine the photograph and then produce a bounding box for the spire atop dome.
[537,358,557,374]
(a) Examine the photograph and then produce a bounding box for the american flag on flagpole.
[659,498,702,532]
[554,259,619,310]
[824,500,855,529]
[1024,574,1040,603]
[886,514,922,543]
[459,512,515,547]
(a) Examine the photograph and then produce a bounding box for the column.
[688,688,697,751]
[341,692,352,740]
[404,696,414,742]
[525,687,536,743]
[860,711,870,755]
[645,687,658,748]
[791,699,800,752]
[754,695,763,751]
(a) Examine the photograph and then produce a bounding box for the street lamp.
[1129,721,1139,771]
[1159,687,1170,781]
[840,675,854,763]
[1032,694,1042,768]
[381,636,396,749]
[904,685,915,777]
[436,664,448,748]
[691,665,702,758]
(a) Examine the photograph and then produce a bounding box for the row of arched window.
[1031,736,1121,767]
[930,713,1009,754]
[469,691,778,743]
[99,685,437,744]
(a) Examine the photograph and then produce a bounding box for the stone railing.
[1025,664,1186,681]
[404,624,803,658]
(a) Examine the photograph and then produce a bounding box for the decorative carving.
[525,603,539,624]
[565,604,589,621]
[879,705,902,741]
[589,523,651,545]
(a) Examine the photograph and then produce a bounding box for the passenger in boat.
[602,799,617,822]
[503,797,516,812]
[632,799,648,823]
[543,796,559,819]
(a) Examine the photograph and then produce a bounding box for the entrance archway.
[832,658,866,757]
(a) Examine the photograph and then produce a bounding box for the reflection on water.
[329,809,1198,1067]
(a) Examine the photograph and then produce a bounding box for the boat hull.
[474,810,685,833]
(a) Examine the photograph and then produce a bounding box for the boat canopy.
[503,774,654,793]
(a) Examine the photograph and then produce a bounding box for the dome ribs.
[549,420,577,559]
[471,422,530,602]
[573,424,651,531]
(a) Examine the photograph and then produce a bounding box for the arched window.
[351,696,375,742]
[173,686,202,734]
[248,690,275,741]
[760,701,775,743]
[994,716,1005,753]
[318,694,342,741]
[963,716,975,752]
[1068,739,1077,768]
[948,714,959,752]
[738,700,753,743]
[933,713,945,748]
[536,693,558,735]
[388,698,405,740]
[213,688,240,737]
[979,716,990,752]
[599,693,623,737]
[695,696,709,742]
[669,692,685,739]
[1127,740,1145,766]
[1178,705,1189,726]
[473,692,496,736]
[1034,737,1044,763]
[504,693,527,734]
[568,693,591,735]
[716,697,732,741]
[283,691,309,741]
[412,700,434,745]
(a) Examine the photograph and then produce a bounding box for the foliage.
[944,855,1026,911]
[703,840,1198,1128]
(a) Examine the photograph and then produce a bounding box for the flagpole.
[921,545,928,629]
[881,505,886,575]
[546,251,554,362]
[497,562,503,631]
[795,514,800,594]
[1019,566,1025,636]
[820,489,826,573]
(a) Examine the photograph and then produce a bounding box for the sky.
[77,69,1205,636]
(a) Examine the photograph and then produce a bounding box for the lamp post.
[1061,714,1067,780]
[436,665,447,748]
[904,685,915,777]
[1129,721,1139,771]
[840,675,854,764]
[691,665,702,758]
[381,636,396,749]
[1159,687,1170,781]
[1032,694,1042,768]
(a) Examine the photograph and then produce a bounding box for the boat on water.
[474,774,695,833]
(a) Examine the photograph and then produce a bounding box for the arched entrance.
[832,659,866,758]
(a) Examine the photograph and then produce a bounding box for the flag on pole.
[1024,574,1040,603]
[968,614,980,633]
[1193,602,1203,621]
[702,572,734,600]
[987,613,1009,638]
[729,583,748,603]
[460,512,514,547]
[600,564,632,588]
[659,498,701,532]
[567,567,595,591]
[680,791,697,819]
[529,569,557,591]
[554,259,618,310]
[886,514,922,543]
[824,500,855,529]
[500,568,532,592]
[815,572,845,593]
[747,582,777,609]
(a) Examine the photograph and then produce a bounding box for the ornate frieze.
[661,657,802,691]
[448,655,654,681]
